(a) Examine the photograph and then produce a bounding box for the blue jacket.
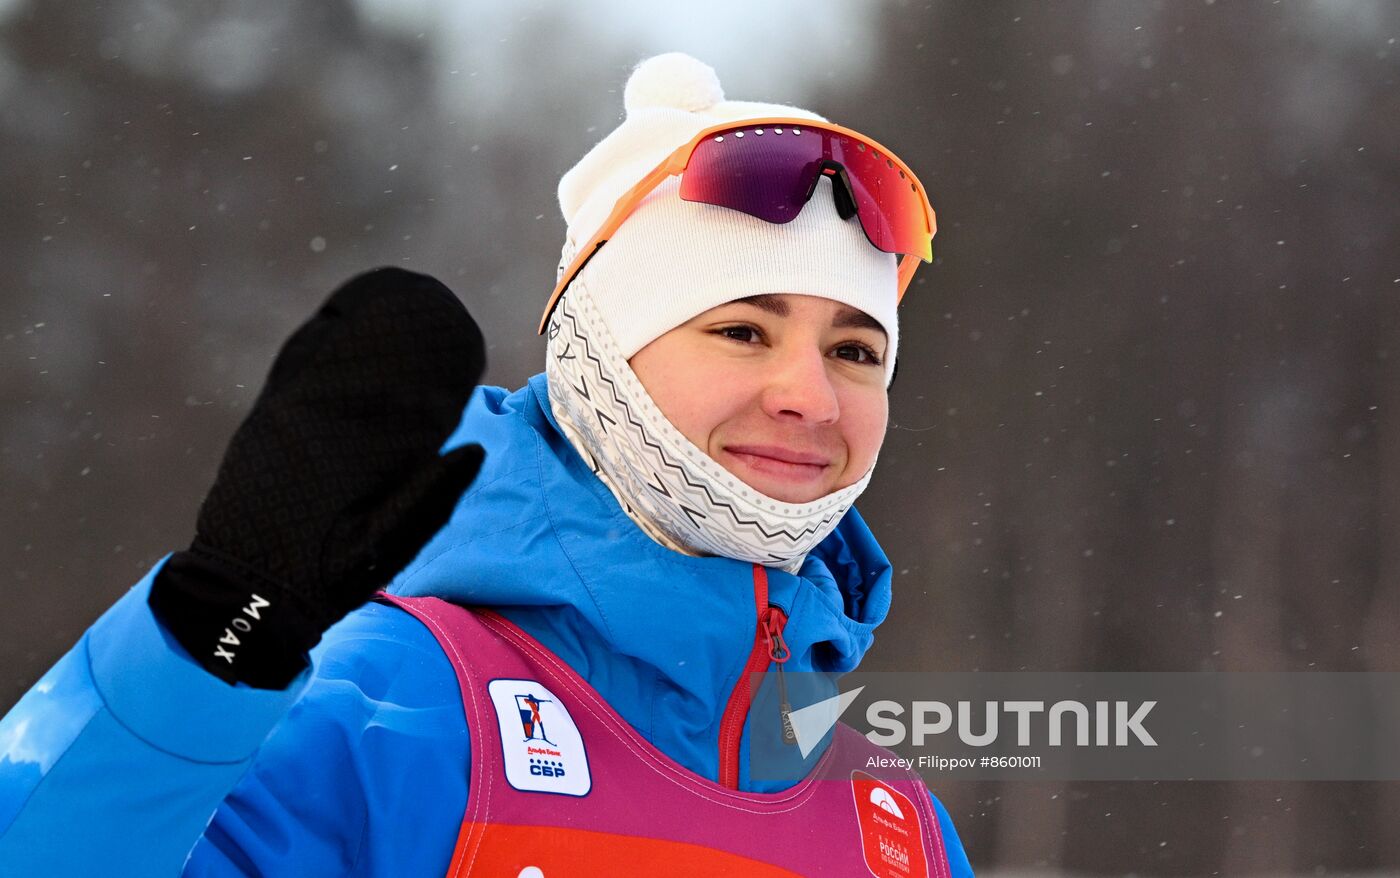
[0,373,973,876]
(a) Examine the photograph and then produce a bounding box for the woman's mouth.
[721,445,833,485]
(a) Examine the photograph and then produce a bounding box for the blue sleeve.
[930,789,974,878]
[182,601,469,877]
[0,554,309,876]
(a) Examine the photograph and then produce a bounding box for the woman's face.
[628,293,890,504]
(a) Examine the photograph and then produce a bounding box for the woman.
[0,53,972,876]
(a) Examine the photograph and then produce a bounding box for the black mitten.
[148,267,486,688]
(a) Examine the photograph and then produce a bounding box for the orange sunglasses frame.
[537,115,937,335]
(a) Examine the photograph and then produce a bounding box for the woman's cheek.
[663,365,745,451]
[843,389,889,471]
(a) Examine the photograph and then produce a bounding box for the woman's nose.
[760,348,840,424]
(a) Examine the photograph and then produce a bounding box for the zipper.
[717,564,792,789]
[764,605,797,747]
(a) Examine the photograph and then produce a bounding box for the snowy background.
[2,1,1399,874]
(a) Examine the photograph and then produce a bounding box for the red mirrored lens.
[828,136,930,260]
[680,124,931,260]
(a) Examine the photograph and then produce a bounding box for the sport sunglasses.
[537,116,938,334]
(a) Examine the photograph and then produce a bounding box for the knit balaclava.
[546,53,899,571]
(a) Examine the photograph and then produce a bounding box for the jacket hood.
[388,373,894,786]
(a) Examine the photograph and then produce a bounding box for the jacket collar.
[390,373,893,786]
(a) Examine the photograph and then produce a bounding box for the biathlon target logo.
[869,786,905,819]
[488,679,591,796]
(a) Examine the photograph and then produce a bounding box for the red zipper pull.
[762,606,790,664]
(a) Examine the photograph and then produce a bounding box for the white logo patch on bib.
[487,678,592,796]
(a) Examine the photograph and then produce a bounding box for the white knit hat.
[555,52,900,378]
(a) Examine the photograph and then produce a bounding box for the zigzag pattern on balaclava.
[545,277,873,574]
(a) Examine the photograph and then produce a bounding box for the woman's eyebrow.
[833,307,887,336]
[732,294,789,316]
[731,295,886,336]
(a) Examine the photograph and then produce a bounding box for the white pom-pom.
[624,53,724,115]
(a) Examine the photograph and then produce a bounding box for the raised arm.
[0,268,484,874]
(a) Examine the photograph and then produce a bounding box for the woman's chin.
[761,485,827,504]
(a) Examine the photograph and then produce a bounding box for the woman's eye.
[716,325,760,343]
[834,343,882,366]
